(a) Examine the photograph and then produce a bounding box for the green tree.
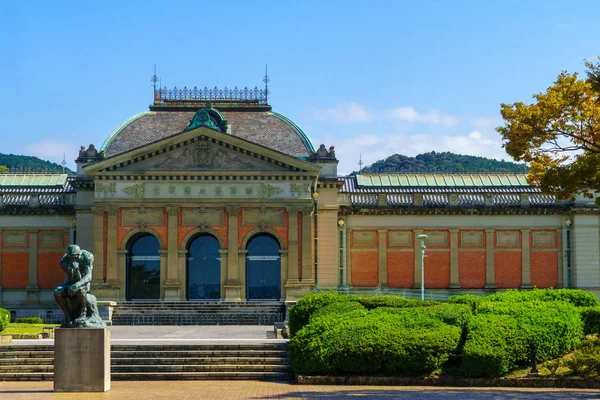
[0,165,8,173]
[498,57,600,204]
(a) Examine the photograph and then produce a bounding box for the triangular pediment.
[85,126,320,175]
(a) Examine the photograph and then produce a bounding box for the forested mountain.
[0,153,74,174]
[354,152,528,175]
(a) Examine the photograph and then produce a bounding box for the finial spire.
[358,153,364,173]
[61,153,67,174]
[151,65,159,102]
[263,65,270,104]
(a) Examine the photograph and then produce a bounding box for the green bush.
[579,307,600,336]
[15,316,43,324]
[462,301,584,377]
[448,294,485,312]
[371,303,472,329]
[356,295,437,310]
[309,301,366,322]
[0,308,9,332]
[289,310,461,376]
[288,292,352,337]
[484,288,600,308]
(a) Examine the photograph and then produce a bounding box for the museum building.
[1,85,600,311]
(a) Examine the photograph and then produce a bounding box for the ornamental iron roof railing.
[157,86,268,104]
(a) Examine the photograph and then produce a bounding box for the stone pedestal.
[54,328,111,392]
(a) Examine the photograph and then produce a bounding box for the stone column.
[521,229,531,288]
[449,229,460,288]
[301,206,314,285]
[164,207,181,301]
[237,249,247,300]
[378,229,388,287]
[117,250,127,300]
[26,229,39,304]
[280,249,288,301]
[178,250,187,301]
[413,229,423,289]
[92,207,105,284]
[485,229,496,288]
[159,249,167,299]
[219,250,228,300]
[224,205,241,301]
[105,207,119,287]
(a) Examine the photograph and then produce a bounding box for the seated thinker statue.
[54,245,106,328]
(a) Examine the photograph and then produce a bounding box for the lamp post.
[416,234,428,301]
[338,219,345,288]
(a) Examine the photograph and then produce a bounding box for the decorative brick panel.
[178,208,228,249]
[351,252,378,287]
[1,253,29,288]
[387,252,414,288]
[117,208,168,249]
[238,207,288,249]
[423,252,450,288]
[531,252,558,288]
[458,252,486,288]
[494,253,522,288]
[388,230,412,248]
[38,252,64,289]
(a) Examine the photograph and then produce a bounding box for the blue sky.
[1,1,599,174]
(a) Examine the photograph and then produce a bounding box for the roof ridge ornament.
[185,103,228,132]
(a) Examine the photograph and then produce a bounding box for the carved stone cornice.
[105,206,119,216]
[166,206,180,215]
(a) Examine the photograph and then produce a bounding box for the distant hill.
[354,152,528,175]
[0,153,74,174]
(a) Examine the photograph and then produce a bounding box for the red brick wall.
[351,252,379,287]
[177,208,228,250]
[38,252,64,289]
[424,252,450,288]
[530,230,558,288]
[387,252,414,288]
[458,252,486,288]
[1,253,29,288]
[494,252,522,288]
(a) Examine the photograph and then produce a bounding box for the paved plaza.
[0,381,599,400]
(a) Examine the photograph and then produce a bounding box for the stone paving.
[0,381,599,399]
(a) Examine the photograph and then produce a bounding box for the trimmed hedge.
[15,317,43,324]
[288,292,436,337]
[462,301,583,377]
[370,303,472,329]
[447,294,485,312]
[484,288,600,308]
[0,308,9,332]
[309,301,366,322]
[289,310,461,376]
[580,307,600,336]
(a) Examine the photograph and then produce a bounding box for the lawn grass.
[1,323,59,335]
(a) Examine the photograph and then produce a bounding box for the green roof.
[356,174,530,187]
[0,174,68,187]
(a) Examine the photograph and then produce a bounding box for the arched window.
[187,234,221,300]
[246,234,281,300]
[126,234,161,300]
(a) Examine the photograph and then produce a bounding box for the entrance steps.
[112,301,285,325]
[0,343,293,381]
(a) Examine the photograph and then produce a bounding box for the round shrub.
[15,316,43,324]
[0,308,9,332]
[288,292,351,337]
[309,301,366,322]
[356,295,437,310]
[579,307,600,336]
[448,294,485,312]
[289,310,461,376]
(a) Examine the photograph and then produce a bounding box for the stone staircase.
[112,301,285,325]
[0,343,293,381]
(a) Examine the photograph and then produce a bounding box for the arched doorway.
[246,234,281,300]
[126,234,161,300]
[187,234,221,300]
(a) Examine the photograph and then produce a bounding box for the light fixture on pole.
[416,234,428,300]
[565,218,572,288]
[338,219,345,288]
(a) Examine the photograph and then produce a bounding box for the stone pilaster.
[378,229,387,287]
[280,249,289,301]
[91,207,105,284]
[485,229,496,288]
[105,206,119,287]
[0,229,3,300]
[413,229,423,289]
[224,205,241,301]
[218,250,228,300]
[286,207,300,284]
[25,229,39,304]
[301,206,314,285]
[164,207,181,301]
[449,229,460,288]
[521,229,531,288]
[557,228,564,288]
[178,250,187,300]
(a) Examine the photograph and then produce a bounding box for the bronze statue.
[54,245,106,328]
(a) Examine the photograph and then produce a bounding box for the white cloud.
[25,140,79,170]
[313,103,374,123]
[471,116,502,130]
[384,106,459,127]
[320,130,510,175]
